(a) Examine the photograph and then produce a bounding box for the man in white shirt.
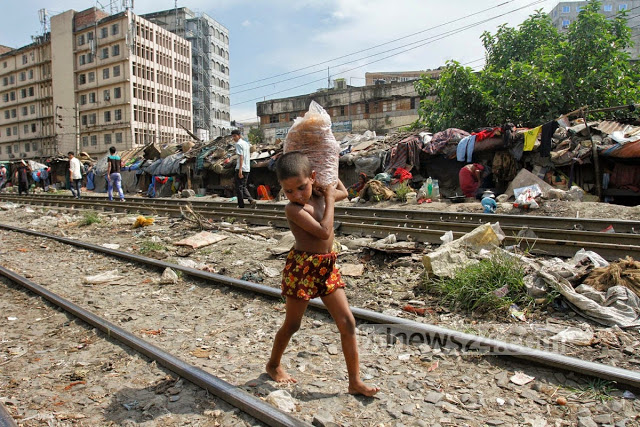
[68,151,83,199]
[231,129,256,208]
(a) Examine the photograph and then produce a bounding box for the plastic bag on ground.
[284,101,340,186]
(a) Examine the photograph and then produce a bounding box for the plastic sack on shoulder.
[283,101,340,186]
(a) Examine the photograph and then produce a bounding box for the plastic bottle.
[426,177,433,198]
[432,179,440,200]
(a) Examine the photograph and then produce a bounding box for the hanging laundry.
[456,135,476,163]
[523,126,542,151]
[540,121,560,157]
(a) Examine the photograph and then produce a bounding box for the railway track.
[1,193,639,260]
[1,215,639,425]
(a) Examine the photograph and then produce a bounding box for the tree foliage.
[247,126,265,144]
[415,1,640,131]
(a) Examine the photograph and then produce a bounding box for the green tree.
[247,127,264,145]
[414,1,640,131]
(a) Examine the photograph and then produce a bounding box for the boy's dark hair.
[231,129,241,136]
[276,152,312,181]
[68,151,74,156]
[109,146,116,154]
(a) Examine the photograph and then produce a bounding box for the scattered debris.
[175,231,228,249]
[83,270,124,285]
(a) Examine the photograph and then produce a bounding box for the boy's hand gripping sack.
[283,101,340,186]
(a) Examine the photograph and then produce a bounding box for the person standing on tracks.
[68,152,83,199]
[16,160,31,196]
[0,163,7,190]
[231,129,256,208]
[106,146,125,202]
[266,152,380,397]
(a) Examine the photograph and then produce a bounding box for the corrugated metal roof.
[595,121,640,137]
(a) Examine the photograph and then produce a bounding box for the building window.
[111,23,119,35]
[79,74,86,85]
[103,68,110,79]
[410,97,417,109]
[340,106,345,116]
[78,34,85,45]
[9,92,14,101]
[114,87,121,98]
[9,75,14,84]
[104,111,111,122]
[19,72,26,81]
[619,4,628,10]
[88,72,95,83]
[5,128,10,136]
[79,55,86,65]
[115,132,122,143]
[31,123,36,133]
[24,141,30,151]
[104,134,112,145]
[87,31,94,41]
[604,4,613,11]
[89,114,96,125]
[1,94,7,102]
[82,115,88,126]
[82,136,88,147]
[113,65,120,77]
[80,94,87,105]
[4,111,9,119]
[11,109,16,118]
[28,87,33,97]
[269,115,278,124]
[562,19,570,28]
[30,105,35,114]
[87,53,94,63]
[28,69,33,79]
[561,5,570,13]
[114,109,122,121]
[112,44,120,56]
[91,135,97,146]
[365,103,370,114]
[89,93,96,103]
[21,106,27,116]
[104,89,110,101]
[101,47,109,59]
[22,55,27,65]
[100,27,108,38]
[6,144,10,153]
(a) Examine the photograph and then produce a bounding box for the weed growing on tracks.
[394,182,412,202]
[423,251,531,315]
[565,378,616,402]
[139,240,166,254]
[80,211,102,226]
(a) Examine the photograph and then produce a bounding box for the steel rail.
[0,403,17,427]
[1,195,638,260]
[0,265,309,427]
[2,223,639,390]
[3,193,639,233]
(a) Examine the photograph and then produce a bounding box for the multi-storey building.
[0,6,193,161]
[550,1,640,59]
[143,7,231,140]
[257,80,423,144]
[365,70,441,86]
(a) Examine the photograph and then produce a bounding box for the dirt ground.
[0,195,639,426]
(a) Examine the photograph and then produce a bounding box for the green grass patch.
[394,183,412,202]
[565,378,616,402]
[424,251,531,314]
[139,240,167,254]
[80,211,102,226]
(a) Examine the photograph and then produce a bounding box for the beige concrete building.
[365,70,441,86]
[0,6,193,161]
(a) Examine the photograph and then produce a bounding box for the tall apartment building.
[143,8,231,140]
[0,6,193,161]
[550,1,640,59]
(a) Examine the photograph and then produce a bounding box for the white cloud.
[241,20,251,27]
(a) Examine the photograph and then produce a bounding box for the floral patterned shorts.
[281,249,345,300]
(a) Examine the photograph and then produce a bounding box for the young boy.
[266,152,379,397]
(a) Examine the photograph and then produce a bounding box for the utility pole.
[75,103,80,154]
[327,67,330,89]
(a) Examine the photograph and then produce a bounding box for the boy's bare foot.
[348,380,380,397]
[266,363,297,383]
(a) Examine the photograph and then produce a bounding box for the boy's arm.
[334,179,348,202]
[285,185,336,241]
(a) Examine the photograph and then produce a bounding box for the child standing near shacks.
[266,151,379,396]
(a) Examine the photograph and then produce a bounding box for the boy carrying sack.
[265,151,379,396]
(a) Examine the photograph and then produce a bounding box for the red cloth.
[393,167,413,183]
[472,127,501,142]
[281,249,345,300]
[459,164,481,197]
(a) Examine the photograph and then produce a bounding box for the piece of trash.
[493,285,509,298]
[260,263,280,278]
[440,230,454,244]
[556,396,567,405]
[398,354,411,361]
[427,361,439,372]
[132,215,154,228]
[140,328,162,335]
[340,263,365,277]
[496,397,505,405]
[159,268,178,284]
[509,304,526,321]
[7,317,17,321]
[402,304,426,316]
[83,270,124,285]
[600,225,615,233]
[265,390,297,413]
[510,372,535,386]
[550,327,594,346]
[122,401,139,411]
[623,390,636,399]
[175,231,227,249]
[63,381,86,390]
[191,348,211,358]
[101,243,120,250]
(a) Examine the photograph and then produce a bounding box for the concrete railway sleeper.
[1,195,638,260]
[1,223,639,391]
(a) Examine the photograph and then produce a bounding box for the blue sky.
[0,0,557,123]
